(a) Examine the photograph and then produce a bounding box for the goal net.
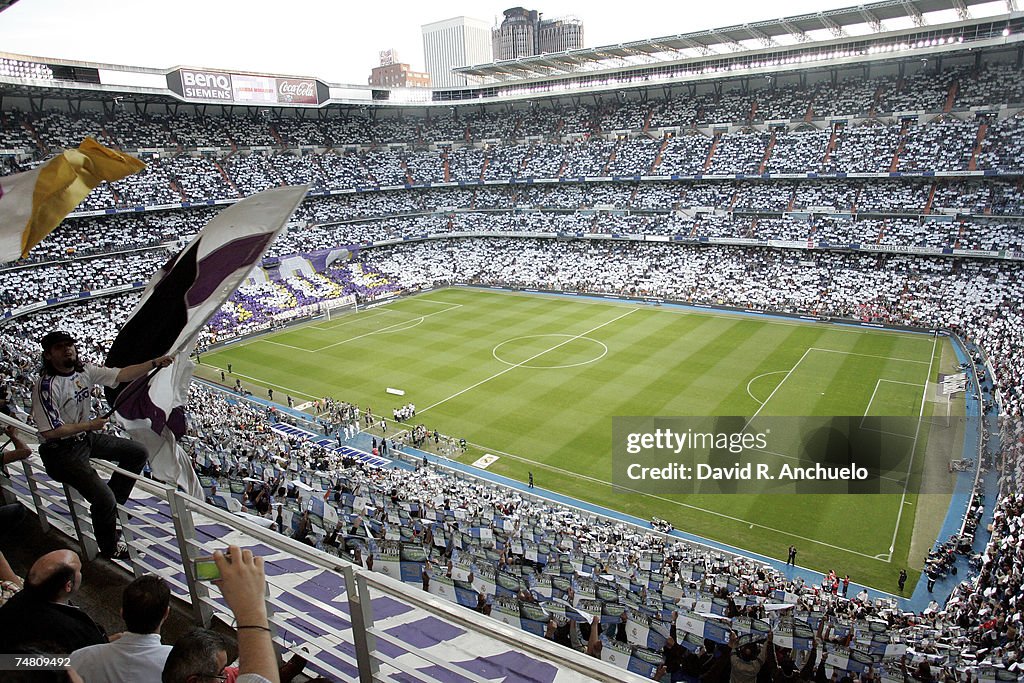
[324,294,358,321]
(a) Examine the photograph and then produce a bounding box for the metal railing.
[0,453,649,683]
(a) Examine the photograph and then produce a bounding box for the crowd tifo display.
[4,109,1024,206]
[2,55,1024,681]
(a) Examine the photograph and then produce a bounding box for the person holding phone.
[165,545,279,683]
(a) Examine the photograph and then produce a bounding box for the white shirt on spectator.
[69,631,172,683]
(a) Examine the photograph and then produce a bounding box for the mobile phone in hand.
[195,556,220,581]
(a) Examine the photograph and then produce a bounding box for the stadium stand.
[3,12,1024,682]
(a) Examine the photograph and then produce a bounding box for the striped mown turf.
[202,288,957,589]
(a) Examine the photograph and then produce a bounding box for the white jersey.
[31,364,121,440]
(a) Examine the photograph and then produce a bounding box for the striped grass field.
[200,287,960,590]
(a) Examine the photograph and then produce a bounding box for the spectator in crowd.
[1,423,31,528]
[0,549,106,653]
[0,548,22,607]
[651,612,688,681]
[69,574,173,682]
[729,629,772,683]
[162,545,279,683]
[31,330,172,560]
[161,628,234,683]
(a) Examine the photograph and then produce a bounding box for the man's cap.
[41,331,76,350]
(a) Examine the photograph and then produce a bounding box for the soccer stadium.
[0,0,1021,681]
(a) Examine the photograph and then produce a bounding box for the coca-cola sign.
[276,79,318,104]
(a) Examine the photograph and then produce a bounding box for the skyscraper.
[492,7,584,61]
[537,14,583,54]
[422,16,493,89]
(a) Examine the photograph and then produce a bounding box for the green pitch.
[200,287,960,590]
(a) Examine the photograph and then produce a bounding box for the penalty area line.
[312,304,463,352]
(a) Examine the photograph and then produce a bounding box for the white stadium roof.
[456,0,1018,83]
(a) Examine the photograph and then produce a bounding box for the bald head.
[26,550,81,603]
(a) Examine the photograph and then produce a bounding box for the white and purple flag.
[104,186,308,496]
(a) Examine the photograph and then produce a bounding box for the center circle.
[492,334,608,369]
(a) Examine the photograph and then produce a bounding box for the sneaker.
[99,542,130,562]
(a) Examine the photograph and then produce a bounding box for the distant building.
[492,7,539,60]
[422,16,492,89]
[537,14,583,54]
[368,50,430,88]
[492,7,583,61]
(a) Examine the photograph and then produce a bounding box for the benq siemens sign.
[167,69,323,105]
[167,69,233,101]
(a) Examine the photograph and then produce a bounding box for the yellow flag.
[0,137,145,262]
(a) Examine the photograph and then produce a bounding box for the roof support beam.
[900,0,926,27]
[950,0,971,20]
[743,24,778,48]
[709,30,746,53]
[781,20,812,43]
[675,36,714,56]
[858,8,885,33]
[817,13,847,38]
[647,41,683,57]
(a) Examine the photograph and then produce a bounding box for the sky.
[0,0,915,84]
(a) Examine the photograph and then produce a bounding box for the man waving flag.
[105,185,309,496]
[0,137,145,262]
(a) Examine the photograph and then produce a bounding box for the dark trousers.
[0,502,27,533]
[39,433,147,554]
